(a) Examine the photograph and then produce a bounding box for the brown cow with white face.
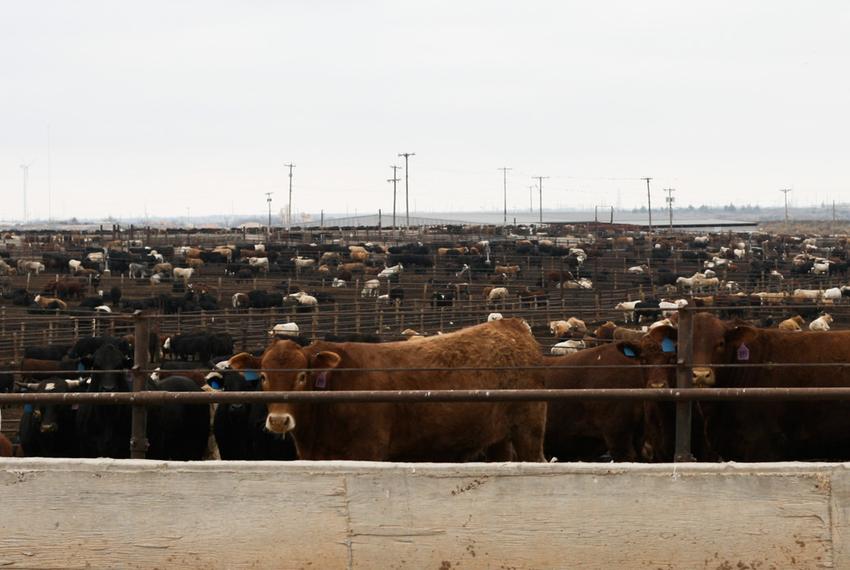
[228,319,546,462]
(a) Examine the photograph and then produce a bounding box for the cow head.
[18,378,83,433]
[229,340,342,435]
[670,313,759,387]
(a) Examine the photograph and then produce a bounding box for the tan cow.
[778,315,805,331]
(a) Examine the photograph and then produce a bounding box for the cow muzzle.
[692,367,715,387]
[266,413,295,434]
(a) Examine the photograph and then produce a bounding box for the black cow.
[24,344,72,361]
[166,332,234,363]
[211,370,297,460]
[431,291,454,308]
[634,300,662,322]
[68,336,130,362]
[77,343,131,458]
[145,375,210,460]
[7,288,34,306]
[247,290,284,309]
[17,378,81,457]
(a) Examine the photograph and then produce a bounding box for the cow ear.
[647,325,677,345]
[312,351,342,370]
[228,352,263,371]
[616,341,641,359]
[725,324,757,347]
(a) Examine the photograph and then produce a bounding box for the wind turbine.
[20,161,34,224]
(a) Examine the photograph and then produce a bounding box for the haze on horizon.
[1,1,848,222]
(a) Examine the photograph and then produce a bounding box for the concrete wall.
[1,459,849,569]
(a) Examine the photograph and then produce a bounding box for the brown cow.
[228,318,546,462]
[654,313,850,461]
[778,315,805,331]
[0,433,13,457]
[495,264,521,277]
[20,358,82,381]
[44,278,86,300]
[542,328,676,462]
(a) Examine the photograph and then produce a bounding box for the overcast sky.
[1,1,849,221]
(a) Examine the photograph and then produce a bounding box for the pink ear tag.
[314,371,328,389]
[737,344,750,361]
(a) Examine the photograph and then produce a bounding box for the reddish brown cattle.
[0,433,13,457]
[542,329,676,462]
[20,358,82,381]
[228,319,546,462]
[654,313,850,461]
[44,278,86,300]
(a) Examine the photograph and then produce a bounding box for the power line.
[388,165,402,230]
[498,167,512,226]
[398,153,415,228]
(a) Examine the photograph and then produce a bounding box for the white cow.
[361,279,381,298]
[173,267,194,282]
[332,278,347,288]
[487,313,503,322]
[793,289,821,301]
[249,257,270,272]
[269,322,300,338]
[615,300,640,323]
[68,259,82,273]
[486,287,509,305]
[810,314,833,331]
[551,339,586,356]
[291,257,315,270]
[823,287,842,302]
[378,263,403,278]
[289,291,318,307]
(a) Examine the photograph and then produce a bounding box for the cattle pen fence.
[2,308,850,462]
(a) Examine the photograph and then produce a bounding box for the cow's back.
[300,319,545,461]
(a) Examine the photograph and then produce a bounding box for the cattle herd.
[2,224,850,463]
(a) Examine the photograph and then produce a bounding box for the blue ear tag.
[244,370,260,382]
[77,362,86,372]
[661,337,676,354]
[210,380,221,390]
[315,372,329,389]
[24,404,33,413]
[622,346,637,358]
[737,344,750,361]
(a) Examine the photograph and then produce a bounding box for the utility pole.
[388,165,401,230]
[780,188,792,228]
[499,167,512,226]
[529,185,534,214]
[285,163,295,231]
[398,153,415,228]
[533,176,548,225]
[642,177,653,235]
[264,192,273,237]
[665,188,676,232]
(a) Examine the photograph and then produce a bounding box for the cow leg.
[509,403,546,462]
